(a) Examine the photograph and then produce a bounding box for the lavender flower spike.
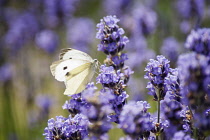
[144,55,172,101]
[185,28,210,57]
[96,15,129,55]
[119,101,152,139]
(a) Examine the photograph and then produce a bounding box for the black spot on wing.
[63,66,67,70]
[66,72,70,76]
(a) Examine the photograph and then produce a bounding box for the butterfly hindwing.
[64,66,92,95]
[65,62,92,80]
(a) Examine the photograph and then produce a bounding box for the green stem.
[156,89,161,140]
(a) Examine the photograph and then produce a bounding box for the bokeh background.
[0,0,210,139]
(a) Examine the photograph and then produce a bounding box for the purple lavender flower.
[144,55,172,100]
[0,63,13,82]
[132,5,157,36]
[4,12,39,51]
[180,107,210,139]
[43,114,89,140]
[161,94,183,138]
[111,53,128,69]
[193,110,210,138]
[185,28,210,57]
[161,37,181,64]
[164,68,181,101]
[179,107,192,133]
[66,18,94,53]
[35,30,59,53]
[36,94,53,111]
[176,0,204,19]
[177,52,210,108]
[108,90,129,123]
[96,65,131,123]
[103,0,133,16]
[172,131,194,140]
[178,52,210,138]
[62,93,88,117]
[43,0,77,27]
[96,65,121,88]
[79,83,114,139]
[96,15,131,125]
[96,15,129,55]
[119,101,152,139]
[205,108,210,116]
[150,116,169,136]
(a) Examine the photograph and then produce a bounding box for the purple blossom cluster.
[35,30,59,53]
[144,55,180,101]
[119,101,152,139]
[161,95,183,138]
[43,0,78,27]
[172,131,194,140]
[43,114,89,140]
[62,93,88,116]
[96,15,133,124]
[178,52,210,107]
[80,84,115,139]
[185,29,210,57]
[177,27,210,139]
[4,12,39,51]
[96,15,129,56]
[132,5,157,36]
[176,0,204,20]
[150,116,169,135]
[103,0,133,16]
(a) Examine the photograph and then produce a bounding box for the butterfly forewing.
[50,59,90,82]
[59,48,93,62]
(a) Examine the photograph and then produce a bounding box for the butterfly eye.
[63,66,68,70]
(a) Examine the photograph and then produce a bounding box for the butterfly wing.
[59,48,93,62]
[64,62,93,95]
[50,48,97,95]
[50,59,89,82]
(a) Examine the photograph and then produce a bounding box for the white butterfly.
[50,48,98,95]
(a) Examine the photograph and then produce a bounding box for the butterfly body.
[50,48,98,95]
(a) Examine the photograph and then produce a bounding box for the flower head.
[43,114,89,140]
[96,65,121,87]
[132,5,157,36]
[35,30,59,53]
[185,28,210,57]
[176,0,204,19]
[96,15,129,55]
[144,55,173,100]
[119,101,152,139]
[178,52,210,107]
